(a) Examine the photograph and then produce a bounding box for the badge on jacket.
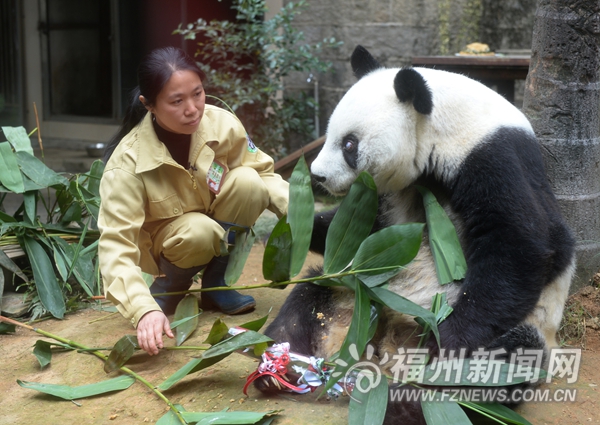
[247,134,257,153]
[207,160,227,194]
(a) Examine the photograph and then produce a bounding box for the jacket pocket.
[147,193,183,219]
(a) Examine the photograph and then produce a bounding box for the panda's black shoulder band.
[394,68,433,115]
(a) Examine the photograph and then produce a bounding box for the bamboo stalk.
[0,315,187,425]
[33,102,43,159]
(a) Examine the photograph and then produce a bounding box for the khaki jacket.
[98,106,288,326]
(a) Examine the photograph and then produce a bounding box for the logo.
[333,344,388,402]
[246,134,257,153]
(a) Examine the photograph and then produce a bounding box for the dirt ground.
[1,244,599,425]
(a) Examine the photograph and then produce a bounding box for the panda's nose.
[312,174,326,183]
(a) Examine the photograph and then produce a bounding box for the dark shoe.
[151,254,205,314]
[201,255,256,314]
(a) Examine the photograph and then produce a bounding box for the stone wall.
[284,0,537,143]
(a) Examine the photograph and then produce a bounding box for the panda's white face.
[311,66,534,196]
[311,69,423,196]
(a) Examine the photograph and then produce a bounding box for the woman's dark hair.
[103,47,206,163]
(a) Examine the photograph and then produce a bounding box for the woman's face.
[144,70,205,135]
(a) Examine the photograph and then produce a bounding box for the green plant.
[174,0,342,159]
[0,126,103,320]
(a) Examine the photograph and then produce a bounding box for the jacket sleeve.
[98,167,160,327]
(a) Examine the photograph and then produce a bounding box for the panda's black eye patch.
[341,134,359,169]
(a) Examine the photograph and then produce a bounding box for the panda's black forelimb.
[431,127,575,352]
[262,267,334,356]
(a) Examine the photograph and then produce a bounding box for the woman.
[98,47,288,356]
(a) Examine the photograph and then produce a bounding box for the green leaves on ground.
[104,335,139,373]
[17,375,135,400]
[156,404,280,425]
[173,295,200,346]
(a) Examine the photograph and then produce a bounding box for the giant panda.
[258,45,576,423]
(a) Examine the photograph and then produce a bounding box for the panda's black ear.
[394,68,433,115]
[351,45,382,79]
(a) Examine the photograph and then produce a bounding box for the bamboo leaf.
[15,151,69,188]
[21,236,66,319]
[158,355,230,391]
[23,191,36,224]
[104,335,139,373]
[17,375,135,400]
[416,293,453,348]
[86,160,104,196]
[262,216,292,282]
[169,312,202,330]
[202,330,272,360]
[0,248,28,282]
[368,287,439,346]
[348,372,388,425]
[353,223,424,287]
[0,142,25,193]
[182,409,281,424]
[238,309,271,332]
[174,295,199,346]
[226,227,256,286]
[203,318,230,345]
[460,401,533,425]
[33,340,53,369]
[422,400,472,425]
[2,126,34,155]
[417,186,467,285]
[324,172,378,274]
[0,323,16,334]
[324,277,372,393]
[287,154,314,277]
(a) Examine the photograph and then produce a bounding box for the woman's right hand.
[136,310,173,355]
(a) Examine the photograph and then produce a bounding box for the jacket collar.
[134,109,220,173]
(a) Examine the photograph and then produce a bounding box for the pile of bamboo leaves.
[0,126,103,320]
[0,155,538,424]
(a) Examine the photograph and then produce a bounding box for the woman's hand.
[136,310,173,355]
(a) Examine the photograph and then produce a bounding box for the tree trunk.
[522,0,600,289]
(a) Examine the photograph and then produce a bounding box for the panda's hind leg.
[254,268,335,393]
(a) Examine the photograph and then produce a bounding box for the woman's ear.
[139,95,153,113]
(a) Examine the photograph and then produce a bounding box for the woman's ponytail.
[103,87,147,163]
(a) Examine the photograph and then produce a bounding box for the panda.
[258,45,575,423]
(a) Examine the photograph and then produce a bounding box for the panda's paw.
[252,373,299,394]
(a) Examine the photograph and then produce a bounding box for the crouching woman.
[98,47,288,356]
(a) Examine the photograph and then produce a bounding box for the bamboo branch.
[0,315,188,425]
